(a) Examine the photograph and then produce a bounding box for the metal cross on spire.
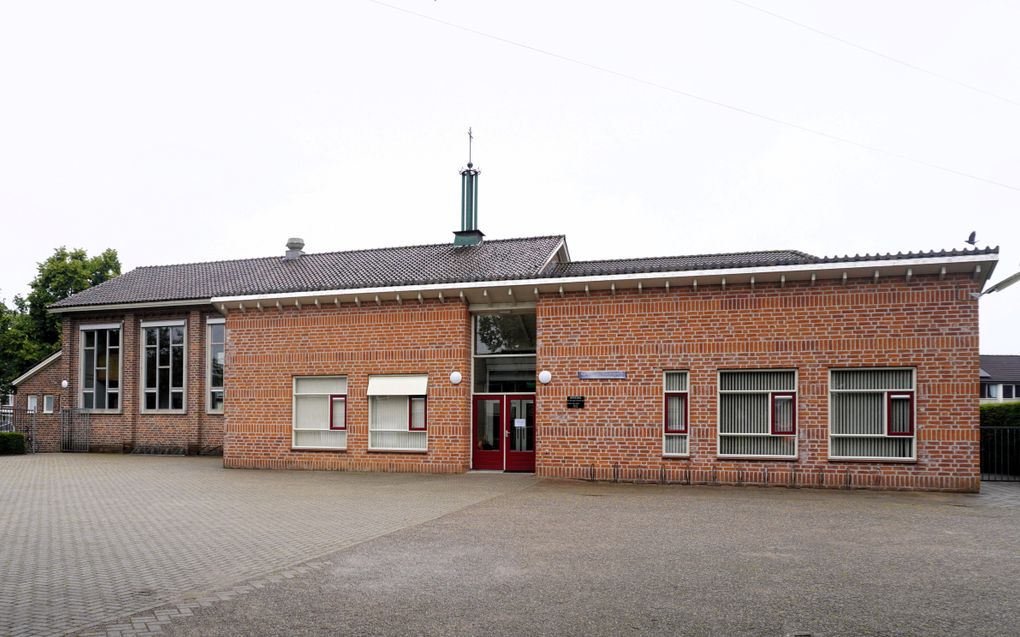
[467,127,473,165]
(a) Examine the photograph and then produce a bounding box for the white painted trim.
[139,320,188,413]
[662,371,690,458]
[206,317,225,325]
[716,369,799,460]
[78,322,122,331]
[50,299,210,314]
[47,252,998,313]
[292,376,348,450]
[11,351,62,386]
[826,367,917,462]
[537,238,568,274]
[209,252,999,306]
[139,319,187,328]
[206,322,225,415]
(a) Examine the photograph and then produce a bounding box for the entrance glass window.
[473,312,536,393]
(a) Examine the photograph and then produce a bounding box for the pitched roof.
[980,355,1020,383]
[552,250,817,277]
[52,236,566,309]
[11,351,62,387]
[551,247,998,278]
[50,238,998,310]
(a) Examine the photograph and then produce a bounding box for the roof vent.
[284,237,305,261]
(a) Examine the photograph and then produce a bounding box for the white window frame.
[206,317,225,414]
[140,319,188,413]
[716,369,798,460]
[292,376,348,450]
[828,367,917,462]
[79,322,123,413]
[367,374,429,452]
[26,395,38,413]
[43,395,55,414]
[663,371,689,458]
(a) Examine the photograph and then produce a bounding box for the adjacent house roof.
[980,355,1020,383]
[49,237,999,312]
[51,236,567,309]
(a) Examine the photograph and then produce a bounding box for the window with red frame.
[329,395,347,430]
[663,372,689,456]
[829,368,915,460]
[408,396,427,431]
[771,393,796,435]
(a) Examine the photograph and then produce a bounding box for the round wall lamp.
[538,370,552,385]
[450,371,463,385]
[61,380,69,389]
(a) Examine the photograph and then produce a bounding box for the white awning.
[367,375,428,396]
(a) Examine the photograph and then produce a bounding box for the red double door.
[472,394,536,472]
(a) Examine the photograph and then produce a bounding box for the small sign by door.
[567,396,585,409]
[514,418,526,428]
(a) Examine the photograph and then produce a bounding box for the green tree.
[0,299,44,397]
[23,247,121,348]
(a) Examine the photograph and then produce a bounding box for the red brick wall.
[12,355,66,453]
[535,274,981,492]
[223,300,471,473]
[62,307,224,453]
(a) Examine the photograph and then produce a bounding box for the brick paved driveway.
[0,455,532,636]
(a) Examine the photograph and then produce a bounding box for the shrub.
[980,402,1020,428]
[0,432,27,455]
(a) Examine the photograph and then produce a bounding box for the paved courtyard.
[0,455,532,636]
[2,456,1019,636]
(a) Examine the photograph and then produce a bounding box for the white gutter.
[211,252,998,305]
[45,251,998,313]
[49,298,212,315]
[11,351,62,387]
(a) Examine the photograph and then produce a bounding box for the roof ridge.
[564,249,816,266]
[815,246,999,261]
[129,235,567,270]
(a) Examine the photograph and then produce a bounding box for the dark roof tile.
[980,355,1020,383]
[52,236,565,308]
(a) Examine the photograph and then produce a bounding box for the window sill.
[367,448,429,454]
[78,409,123,415]
[291,447,347,453]
[662,454,690,459]
[828,457,917,464]
[140,410,187,415]
[716,455,798,461]
[205,410,225,416]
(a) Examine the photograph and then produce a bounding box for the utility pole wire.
[728,0,1020,109]
[364,0,1020,194]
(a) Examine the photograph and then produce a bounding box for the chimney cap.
[286,237,305,251]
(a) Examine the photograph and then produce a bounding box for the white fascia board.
[537,237,569,274]
[48,299,212,314]
[12,351,62,387]
[210,252,998,306]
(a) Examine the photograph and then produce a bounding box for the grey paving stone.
[0,454,531,636]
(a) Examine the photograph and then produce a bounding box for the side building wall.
[223,299,472,473]
[536,274,981,492]
[12,358,66,452]
[62,307,225,454]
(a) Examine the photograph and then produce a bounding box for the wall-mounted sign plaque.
[578,371,627,380]
[566,396,585,409]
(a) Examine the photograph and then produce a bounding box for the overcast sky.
[1,1,1017,353]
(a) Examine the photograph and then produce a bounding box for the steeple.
[453,127,484,246]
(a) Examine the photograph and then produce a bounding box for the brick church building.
[31,160,998,492]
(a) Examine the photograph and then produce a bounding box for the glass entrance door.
[505,395,535,472]
[472,396,504,470]
[472,394,536,472]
